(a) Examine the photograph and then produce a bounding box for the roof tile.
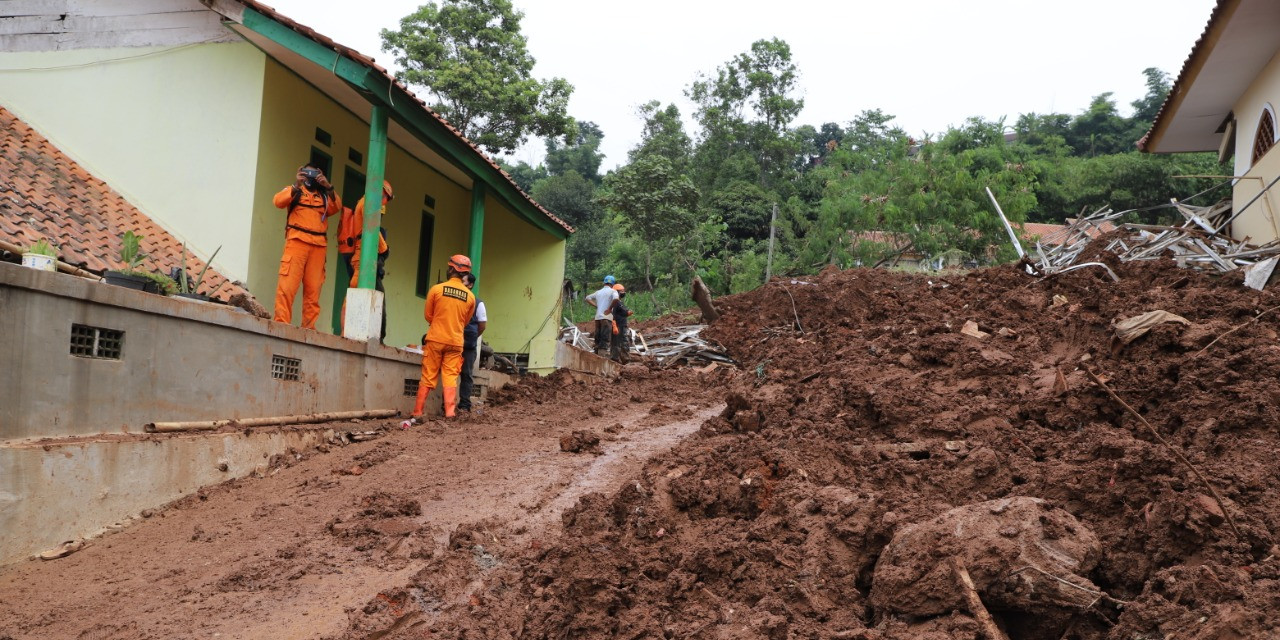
[0,106,249,300]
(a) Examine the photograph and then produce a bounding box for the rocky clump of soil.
[341,259,1280,639]
[558,430,601,454]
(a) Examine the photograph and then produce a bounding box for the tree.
[381,0,574,155]
[707,180,772,248]
[545,121,605,183]
[1131,67,1172,124]
[688,38,804,193]
[629,101,692,169]
[597,155,699,288]
[530,170,598,228]
[1067,93,1132,157]
[499,160,547,192]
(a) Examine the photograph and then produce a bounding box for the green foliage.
[530,171,599,228]
[688,38,804,194]
[381,0,574,155]
[134,270,178,296]
[175,244,223,295]
[629,101,693,169]
[118,231,147,271]
[26,238,57,257]
[598,155,700,288]
[546,121,605,183]
[500,160,548,193]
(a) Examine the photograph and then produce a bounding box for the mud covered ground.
[348,259,1280,639]
[0,369,721,640]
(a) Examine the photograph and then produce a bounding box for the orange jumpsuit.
[413,276,476,418]
[273,185,339,329]
[347,196,389,289]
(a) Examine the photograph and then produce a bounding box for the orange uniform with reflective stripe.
[272,185,339,329]
[424,277,475,347]
[413,276,475,418]
[273,186,339,247]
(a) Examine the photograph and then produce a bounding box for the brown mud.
[8,259,1280,639]
[343,260,1280,639]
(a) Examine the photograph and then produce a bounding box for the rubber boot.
[412,385,430,418]
[443,386,458,418]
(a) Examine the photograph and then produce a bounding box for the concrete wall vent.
[404,378,419,397]
[271,355,301,381]
[69,324,124,359]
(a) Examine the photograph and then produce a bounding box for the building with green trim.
[0,0,571,371]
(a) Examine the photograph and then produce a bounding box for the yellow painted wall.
[0,44,266,279]
[251,59,566,358]
[478,194,567,372]
[1232,49,1280,243]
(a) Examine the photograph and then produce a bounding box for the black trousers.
[459,344,477,411]
[594,319,612,354]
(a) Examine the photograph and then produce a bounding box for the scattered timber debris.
[558,321,735,368]
[1031,200,1280,289]
[635,325,735,368]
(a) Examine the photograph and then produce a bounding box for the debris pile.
[379,260,1280,639]
[1034,200,1280,288]
[633,324,735,367]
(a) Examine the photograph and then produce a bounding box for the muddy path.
[0,368,721,640]
[344,261,1280,640]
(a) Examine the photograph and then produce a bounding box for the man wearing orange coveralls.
[273,163,340,329]
[407,255,476,424]
[342,180,393,341]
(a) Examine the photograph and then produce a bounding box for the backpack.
[336,206,358,255]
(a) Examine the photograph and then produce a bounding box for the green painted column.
[468,182,485,292]
[357,104,388,289]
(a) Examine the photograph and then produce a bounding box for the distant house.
[1139,0,1280,244]
[0,0,571,371]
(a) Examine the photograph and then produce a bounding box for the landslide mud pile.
[344,261,1280,639]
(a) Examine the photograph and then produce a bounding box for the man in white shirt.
[459,273,488,413]
[584,275,619,356]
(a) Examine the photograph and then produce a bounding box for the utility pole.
[765,202,778,282]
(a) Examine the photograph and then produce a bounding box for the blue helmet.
[603,275,616,285]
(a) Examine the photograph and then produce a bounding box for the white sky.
[264,0,1217,171]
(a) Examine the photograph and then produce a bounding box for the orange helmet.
[612,284,625,293]
[448,254,472,273]
[382,180,393,200]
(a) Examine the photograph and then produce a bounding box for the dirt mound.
[558,430,601,453]
[872,497,1102,636]
[338,260,1280,639]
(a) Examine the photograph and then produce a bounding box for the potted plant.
[171,244,224,302]
[21,238,58,272]
[103,231,176,295]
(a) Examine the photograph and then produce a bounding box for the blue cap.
[603,275,616,285]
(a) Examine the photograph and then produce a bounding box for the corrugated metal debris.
[1033,201,1280,289]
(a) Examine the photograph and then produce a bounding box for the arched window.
[1252,105,1277,164]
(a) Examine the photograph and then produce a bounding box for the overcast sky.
[264,0,1217,171]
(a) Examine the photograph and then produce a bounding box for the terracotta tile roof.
[1137,0,1231,152]
[0,106,249,299]
[231,0,572,234]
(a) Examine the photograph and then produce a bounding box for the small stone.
[141,509,154,518]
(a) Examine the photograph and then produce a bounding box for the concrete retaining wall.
[0,263,427,440]
[0,426,333,565]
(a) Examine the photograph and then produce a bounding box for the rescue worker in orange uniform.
[273,163,340,329]
[408,255,476,424]
[343,180,393,341]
